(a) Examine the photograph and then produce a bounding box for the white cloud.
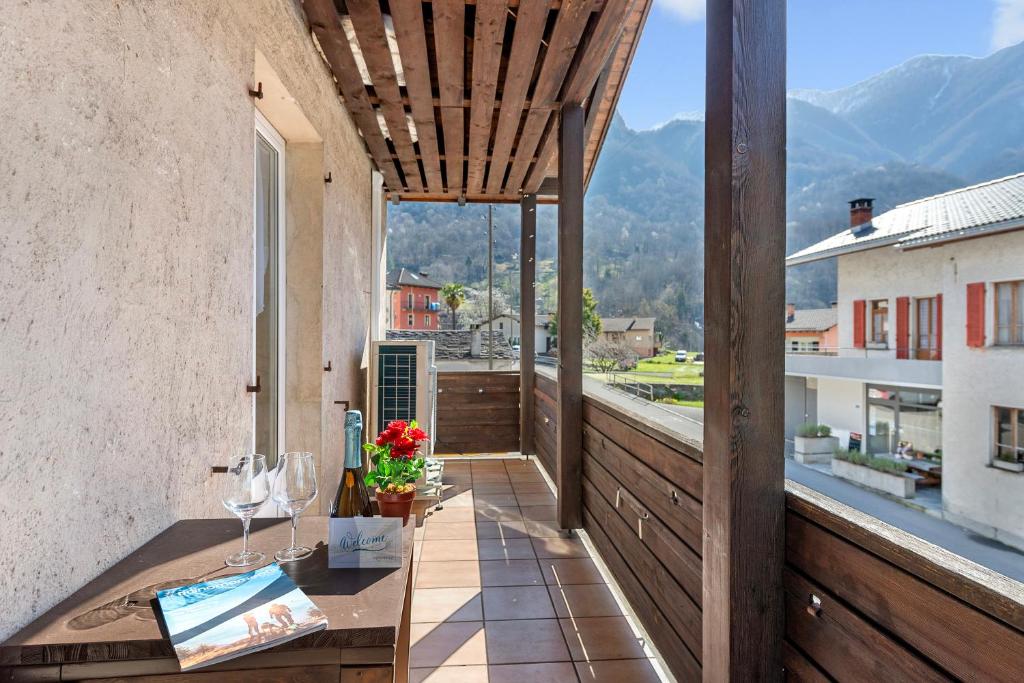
[992,0,1024,51]
[658,0,705,23]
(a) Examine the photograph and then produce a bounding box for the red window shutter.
[896,296,910,359]
[966,282,986,348]
[935,294,943,360]
[853,300,866,348]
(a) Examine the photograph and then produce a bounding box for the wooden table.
[0,517,414,682]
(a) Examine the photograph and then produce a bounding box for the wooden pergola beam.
[556,103,585,530]
[702,0,787,679]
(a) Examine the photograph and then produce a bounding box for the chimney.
[786,303,796,323]
[849,198,874,227]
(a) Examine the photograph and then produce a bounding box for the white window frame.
[253,110,287,457]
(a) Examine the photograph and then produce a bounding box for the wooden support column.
[703,0,787,680]
[557,104,584,530]
[520,194,537,455]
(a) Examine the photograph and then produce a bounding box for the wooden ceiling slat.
[432,0,466,194]
[346,0,424,192]
[390,0,443,191]
[503,0,594,195]
[483,2,550,195]
[465,0,507,194]
[304,0,404,191]
[525,0,635,193]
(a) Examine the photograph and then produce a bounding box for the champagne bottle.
[330,410,373,518]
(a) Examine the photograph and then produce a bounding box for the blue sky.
[617,0,1024,130]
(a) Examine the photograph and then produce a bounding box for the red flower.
[409,427,428,442]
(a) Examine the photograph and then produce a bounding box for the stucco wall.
[0,0,374,638]
[815,377,865,448]
[837,247,944,358]
[937,231,1024,550]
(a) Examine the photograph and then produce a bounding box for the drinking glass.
[221,453,271,567]
[273,451,319,562]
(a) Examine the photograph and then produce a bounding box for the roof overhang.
[302,0,650,204]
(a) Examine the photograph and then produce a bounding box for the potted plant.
[831,448,916,498]
[793,423,838,464]
[363,420,428,525]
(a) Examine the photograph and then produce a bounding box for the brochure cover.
[156,563,328,671]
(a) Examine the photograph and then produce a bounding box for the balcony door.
[253,112,286,467]
[915,297,938,360]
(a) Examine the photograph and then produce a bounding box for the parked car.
[674,350,688,362]
[692,352,704,362]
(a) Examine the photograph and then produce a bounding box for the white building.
[786,174,1024,550]
[472,313,555,353]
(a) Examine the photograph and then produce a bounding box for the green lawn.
[587,352,705,386]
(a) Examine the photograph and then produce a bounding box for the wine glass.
[273,451,319,562]
[221,454,271,567]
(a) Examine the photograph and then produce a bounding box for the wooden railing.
[434,372,520,455]
[534,371,1024,682]
[784,482,1024,682]
[535,372,704,679]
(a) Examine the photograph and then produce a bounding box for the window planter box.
[991,459,1024,473]
[831,458,916,498]
[794,436,838,464]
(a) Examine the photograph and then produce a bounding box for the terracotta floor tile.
[519,506,558,522]
[524,519,563,538]
[483,619,571,664]
[411,665,488,683]
[412,587,483,623]
[540,558,606,586]
[574,659,663,683]
[417,561,481,588]
[479,559,544,587]
[421,540,480,562]
[559,616,646,661]
[547,584,624,618]
[473,493,520,507]
[531,536,590,559]
[475,521,530,540]
[509,483,552,494]
[468,482,515,494]
[514,493,557,507]
[424,522,478,541]
[488,663,577,683]
[428,506,478,524]
[474,506,524,523]
[477,538,536,561]
[441,489,476,508]
[482,586,557,620]
[411,622,487,667]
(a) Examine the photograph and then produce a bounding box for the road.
[785,459,1024,581]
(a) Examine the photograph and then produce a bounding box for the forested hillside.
[388,42,1024,349]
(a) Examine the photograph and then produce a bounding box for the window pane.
[1016,283,1024,343]
[997,283,1012,344]
[254,133,279,468]
[899,404,942,455]
[899,389,941,407]
[868,403,896,454]
[996,407,1014,447]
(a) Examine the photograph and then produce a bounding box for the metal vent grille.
[376,345,418,434]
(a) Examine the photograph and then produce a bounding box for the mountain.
[388,43,1024,349]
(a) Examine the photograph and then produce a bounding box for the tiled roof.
[787,173,1024,265]
[601,317,656,332]
[786,308,837,332]
[385,330,513,360]
[387,268,444,289]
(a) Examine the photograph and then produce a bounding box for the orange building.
[785,303,838,353]
[387,269,443,330]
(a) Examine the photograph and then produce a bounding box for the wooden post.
[520,194,537,455]
[703,0,787,680]
[557,104,584,530]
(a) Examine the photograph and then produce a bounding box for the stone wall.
[0,0,374,638]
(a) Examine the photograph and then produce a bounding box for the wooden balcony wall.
[535,372,704,679]
[533,371,1024,681]
[434,372,520,454]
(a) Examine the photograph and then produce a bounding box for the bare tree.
[585,339,636,374]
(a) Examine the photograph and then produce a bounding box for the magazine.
[156,563,328,671]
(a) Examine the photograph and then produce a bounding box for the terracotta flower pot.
[376,487,416,525]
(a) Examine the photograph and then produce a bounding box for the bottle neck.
[343,423,363,470]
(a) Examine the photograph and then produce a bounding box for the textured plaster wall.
[938,231,1024,550]
[0,0,373,638]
